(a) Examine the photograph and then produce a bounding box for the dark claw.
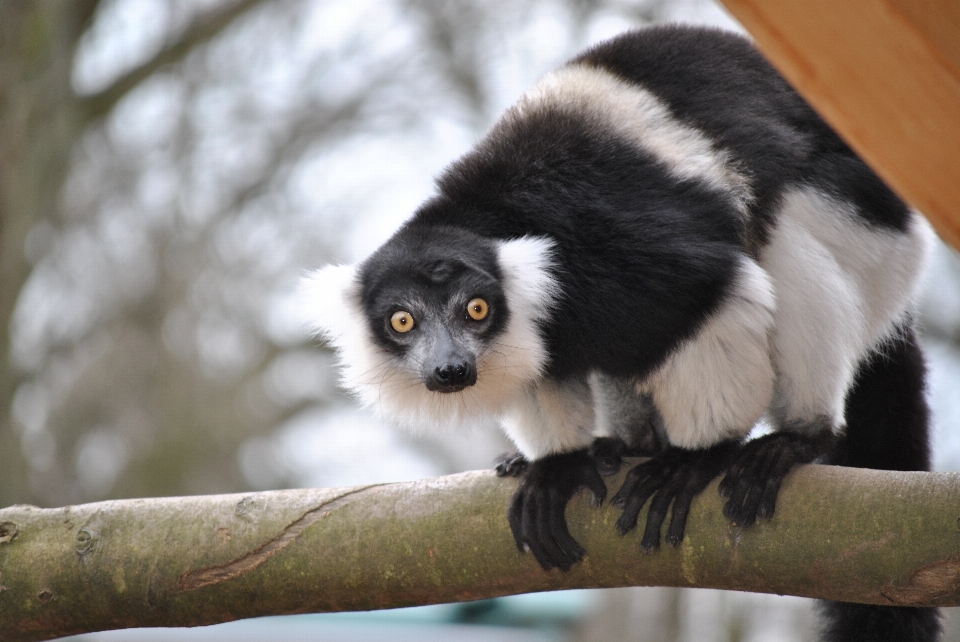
[495,452,529,478]
[612,441,740,552]
[507,449,607,572]
[720,430,836,527]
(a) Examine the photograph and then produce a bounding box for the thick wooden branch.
[718,0,960,249]
[2,464,960,641]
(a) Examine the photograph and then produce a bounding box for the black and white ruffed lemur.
[301,25,939,642]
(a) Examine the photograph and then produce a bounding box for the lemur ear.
[298,264,362,346]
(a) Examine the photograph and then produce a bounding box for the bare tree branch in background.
[78,0,269,123]
[403,0,493,119]
[2,1,960,639]
[3,0,635,509]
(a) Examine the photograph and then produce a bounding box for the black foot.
[495,452,529,477]
[719,430,837,527]
[612,441,740,552]
[508,450,607,571]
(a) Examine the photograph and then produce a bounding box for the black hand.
[612,441,740,552]
[494,452,529,477]
[719,430,836,527]
[508,450,608,572]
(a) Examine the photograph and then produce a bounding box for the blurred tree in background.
[0,0,702,508]
[2,0,959,518]
[3,2,960,641]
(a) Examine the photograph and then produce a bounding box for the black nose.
[428,362,476,392]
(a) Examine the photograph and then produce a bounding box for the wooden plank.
[719,0,960,249]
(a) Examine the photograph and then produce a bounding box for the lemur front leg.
[497,432,656,570]
[500,377,611,571]
[497,434,651,571]
[501,374,673,570]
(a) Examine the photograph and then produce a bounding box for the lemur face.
[357,227,509,393]
[301,220,557,430]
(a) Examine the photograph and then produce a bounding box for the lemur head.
[300,224,559,430]
[358,225,508,394]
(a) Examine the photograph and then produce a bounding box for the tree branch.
[77,0,269,123]
[2,464,960,641]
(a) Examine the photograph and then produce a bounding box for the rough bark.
[2,463,960,641]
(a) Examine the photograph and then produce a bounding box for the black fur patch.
[818,602,941,642]
[818,322,939,641]
[413,104,741,380]
[573,25,911,239]
[828,321,931,471]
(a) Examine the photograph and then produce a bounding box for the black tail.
[819,322,941,642]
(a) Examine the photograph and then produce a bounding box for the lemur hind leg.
[610,255,776,550]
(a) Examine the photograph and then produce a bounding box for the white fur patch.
[496,235,562,340]
[637,188,932,447]
[501,377,596,459]
[513,64,753,218]
[639,256,777,449]
[299,264,363,344]
[298,264,384,406]
[761,188,933,430]
[299,237,562,435]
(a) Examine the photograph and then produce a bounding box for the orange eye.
[467,298,489,321]
[390,311,415,333]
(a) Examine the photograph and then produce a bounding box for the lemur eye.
[390,311,415,333]
[467,298,489,321]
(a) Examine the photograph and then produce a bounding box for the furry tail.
[820,321,941,642]
[819,602,941,642]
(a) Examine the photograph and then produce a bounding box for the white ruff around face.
[299,236,560,432]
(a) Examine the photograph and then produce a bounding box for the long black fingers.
[612,441,740,553]
[720,430,836,528]
[584,461,608,507]
[507,449,607,572]
[613,460,669,535]
[640,478,682,552]
[664,482,698,548]
[722,440,780,527]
